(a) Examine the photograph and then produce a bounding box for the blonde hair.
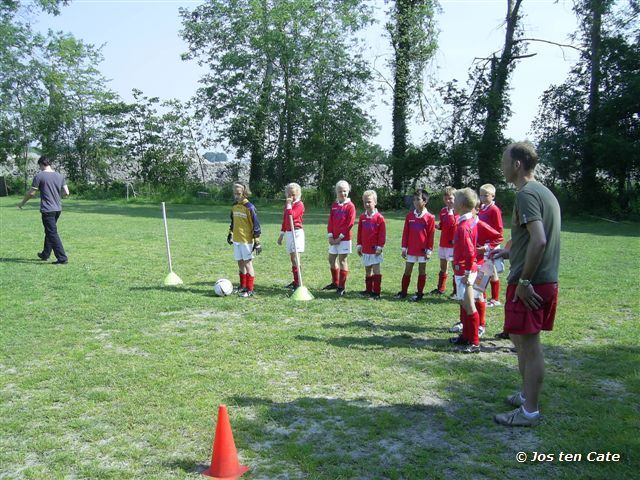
[362,190,377,203]
[335,180,350,194]
[233,182,250,198]
[454,188,478,210]
[286,182,302,199]
[479,183,496,196]
[443,186,456,197]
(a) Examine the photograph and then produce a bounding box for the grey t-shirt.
[32,171,66,213]
[507,181,561,285]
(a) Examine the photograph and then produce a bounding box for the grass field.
[1,197,638,479]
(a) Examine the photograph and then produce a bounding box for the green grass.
[1,197,639,479]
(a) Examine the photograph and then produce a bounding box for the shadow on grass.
[322,319,448,334]
[0,257,49,264]
[561,218,640,237]
[166,459,209,475]
[129,285,217,297]
[296,333,450,351]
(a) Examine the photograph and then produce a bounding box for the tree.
[475,0,527,186]
[385,0,438,192]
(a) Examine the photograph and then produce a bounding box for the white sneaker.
[478,325,485,337]
[448,321,463,333]
[487,299,502,307]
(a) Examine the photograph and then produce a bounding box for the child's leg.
[450,261,457,295]
[371,263,382,295]
[437,258,448,293]
[237,260,247,289]
[401,262,414,294]
[290,252,300,285]
[462,285,479,345]
[338,254,349,289]
[328,253,339,286]
[490,264,500,302]
[365,265,373,293]
[417,262,427,295]
[245,259,255,291]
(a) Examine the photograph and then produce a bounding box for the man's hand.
[514,284,543,310]
[253,242,262,255]
[489,248,509,260]
[277,234,284,246]
[227,233,233,245]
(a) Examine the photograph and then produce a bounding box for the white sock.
[521,406,540,418]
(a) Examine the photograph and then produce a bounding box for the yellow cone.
[164,271,183,286]
[291,285,314,301]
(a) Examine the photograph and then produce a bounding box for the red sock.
[401,274,411,294]
[339,269,349,288]
[240,272,247,289]
[417,274,426,294]
[374,274,382,294]
[476,299,486,327]
[292,266,299,285]
[437,272,447,292]
[366,276,373,293]
[490,279,500,301]
[247,274,255,291]
[331,268,339,285]
[468,311,480,345]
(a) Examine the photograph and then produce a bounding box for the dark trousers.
[41,211,67,261]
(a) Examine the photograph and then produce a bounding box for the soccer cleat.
[460,344,481,354]
[448,321,463,333]
[393,291,407,300]
[448,292,458,300]
[369,293,381,300]
[487,299,502,307]
[52,260,68,265]
[507,392,525,407]
[37,252,48,261]
[285,281,298,290]
[478,325,485,337]
[449,335,468,345]
[494,407,541,427]
[336,288,346,297]
[495,331,510,340]
[429,288,444,295]
[239,290,254,298]
[410,293,423,302]
[322,282,338,290]
[358,290,372,297]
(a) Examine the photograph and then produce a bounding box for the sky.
[34,0,580,152]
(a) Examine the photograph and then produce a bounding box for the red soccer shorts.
[504,283,559,335]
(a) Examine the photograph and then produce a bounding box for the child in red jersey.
[394,189,435,302]
[448,187,483,353]
[323,180,357,297]
[474,202,503,338]
[430,186,458,297]
[356,190,386,299]
[478,184,504,307]
[277,182,305,290]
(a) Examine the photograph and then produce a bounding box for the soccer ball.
[213,278,233,297]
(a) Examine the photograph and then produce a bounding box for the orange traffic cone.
[202,405,249,479]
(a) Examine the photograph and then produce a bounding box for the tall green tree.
[386,0,438,192]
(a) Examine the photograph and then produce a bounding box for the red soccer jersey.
[401,209,436,257]
[478,202,503,237]
[357,210,386,254]
[475,218,503,265]
[281,200,305,232]
[453,213,478,274]
[438,207,459,247]
[327,199,356,240]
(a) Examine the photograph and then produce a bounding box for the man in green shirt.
[491,142,561,427]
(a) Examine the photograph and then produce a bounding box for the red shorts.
[504,283,559,335]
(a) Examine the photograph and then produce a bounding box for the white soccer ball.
[213,278,233,297]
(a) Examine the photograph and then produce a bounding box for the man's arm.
[515,220,546,309]
[17,188,37,209]
[62,184,69,197]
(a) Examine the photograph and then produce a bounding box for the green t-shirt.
[507,181,561,285]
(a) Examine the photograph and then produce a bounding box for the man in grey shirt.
[17,156,69,264]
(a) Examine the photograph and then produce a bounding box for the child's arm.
[377,217,386,255]
[228,210,234,244]
[425,215,435,256]
[401,215,409,257]
[356,215,363,256]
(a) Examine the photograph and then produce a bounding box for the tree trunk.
[249,60,273,196]
[581,0,603,202]
[477,0,523,186]
[391,0,411,193]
